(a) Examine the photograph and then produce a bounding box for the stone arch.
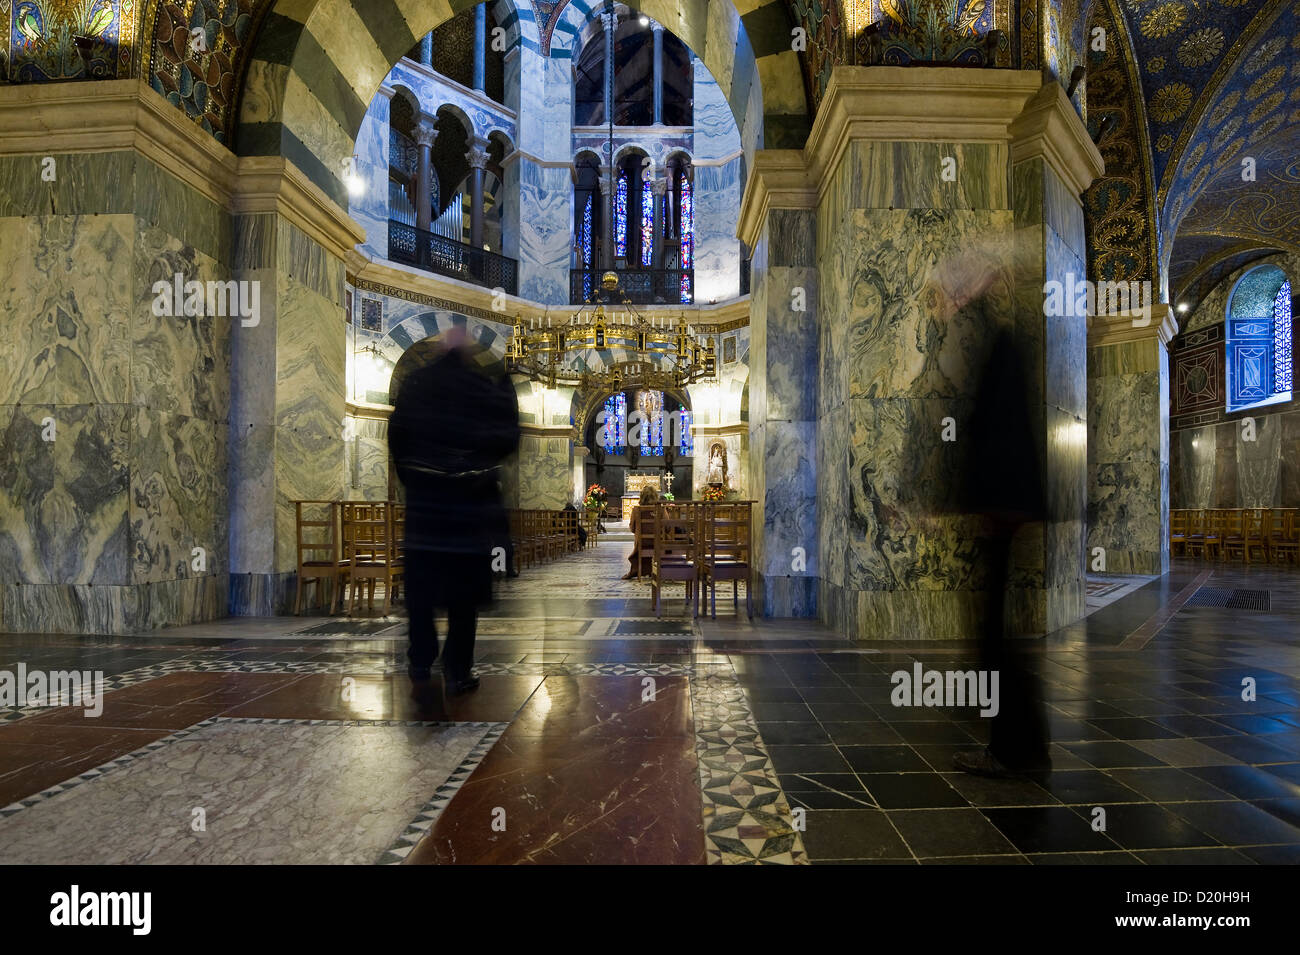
[378,310,509,403]
[236,0,793,206]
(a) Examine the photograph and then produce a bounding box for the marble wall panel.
[759,418,817,577]
[228,423,276,574]
[130,409,229,586]
[692,158,742,304]
[134,159,230,266]
[1172,425,1216,507]
[517,162,571,306]
[132,224,232,423]
[350,93,392,258]
[838,209,1016,401]
[693,58,743,161]
[0,403,130,586]
[845,141,1009,212]
[763,265,817,422]
[345,415,391,500]
[1236,413,1282,507]
[517,434,572,508]
[0,153,135,218]
[277,218,345,304]
[0,215,134,406]
[1213,422,1239,507]
[1041,225,1087,418]
[1282,411,1300,505]
[1011,157,1086,264]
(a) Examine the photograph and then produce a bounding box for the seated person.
[622,485,660,580]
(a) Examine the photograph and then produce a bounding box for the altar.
[621,472,673,511]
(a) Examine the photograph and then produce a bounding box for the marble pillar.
[0,148,231,633]
[415,121,436,233]
[228,210,351,616]
[740,68,1101,639]
[1087,308,1176,575]
[467,138,489,251]
[746,202,819,618]
[349,89,392,260]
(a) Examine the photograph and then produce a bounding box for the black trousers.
[982,529,1050,769]
[405,549,479,679]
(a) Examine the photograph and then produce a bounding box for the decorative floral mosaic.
[145,0,262,144]
[2,0,135,80]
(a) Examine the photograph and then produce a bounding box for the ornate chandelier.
[505,272,716,391]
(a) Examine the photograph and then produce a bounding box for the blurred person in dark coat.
[927,242,1052,778]
[388,324,520,694]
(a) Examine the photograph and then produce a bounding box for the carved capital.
[414,121,437,148]
[466,136,491,169]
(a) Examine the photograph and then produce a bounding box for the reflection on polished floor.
[1,547,1298,865]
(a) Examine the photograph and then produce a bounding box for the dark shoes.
[444,673,480,696]
[408,664,433,682]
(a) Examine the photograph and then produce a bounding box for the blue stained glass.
[581,194,594,300]
[640,183,654,267]
[602,393,627,453]
[679,173,693,303]
[615,171,628,258]
[649,391,663,455]
[678,408,693,455]
[1275,281,1293,394]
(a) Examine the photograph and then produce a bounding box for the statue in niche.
[706,442,728,487]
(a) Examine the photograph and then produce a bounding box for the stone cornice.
[740,67,1052,246]
[0,79,364,262]
[737,150,815,249]
[1087,306,1179,348]
[230,157,366,261]
[1008,82,1105,198]
[804,67,1042,195]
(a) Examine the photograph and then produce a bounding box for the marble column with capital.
[650,176,668,269]
[652,24,664,124]
[466,137,490,249]
[1087,307,1177,575]
[414,120,437,234]
[598,168,615,269]
[766,67,1103,640]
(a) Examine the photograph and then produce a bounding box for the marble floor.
[1,552,1298,864]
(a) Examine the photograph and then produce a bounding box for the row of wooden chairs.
[508,509,594,571]
[1171,508,1299,563]
[633,501,754,618]
[294,500,405,616]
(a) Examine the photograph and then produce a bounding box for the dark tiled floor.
[1,559,1298,864]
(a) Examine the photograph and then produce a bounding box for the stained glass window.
[1275,281,1293,394]
[678,408,693,456]
[1227,267,1292,411]
[639,181,654,267]
[581,194,594,301]
[615,170,628,258]
[602,392,627,453]
[679,172,693,303]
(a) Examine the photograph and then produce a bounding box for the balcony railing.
[389,219,518,295]
[569,268,694,305]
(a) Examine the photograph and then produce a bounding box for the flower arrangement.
[583,483,608,509]
[661,491,675,502]
[702,485,727,502]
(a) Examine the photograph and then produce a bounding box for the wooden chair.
[1219,509,1246,562]
[293,500,348,614]
[342,501,404,615]
[1271,509,1299,563]
[1170,510,1188,558]
[1205,509,1228,560]
[651,503,700,617]
[700,501,754,619]
[1241,508,1268,564]
[581,510,600,548]
[631,504,657,580]
[1184,508,1208,559]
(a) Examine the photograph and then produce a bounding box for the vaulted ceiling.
[1098,0,1300,312]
